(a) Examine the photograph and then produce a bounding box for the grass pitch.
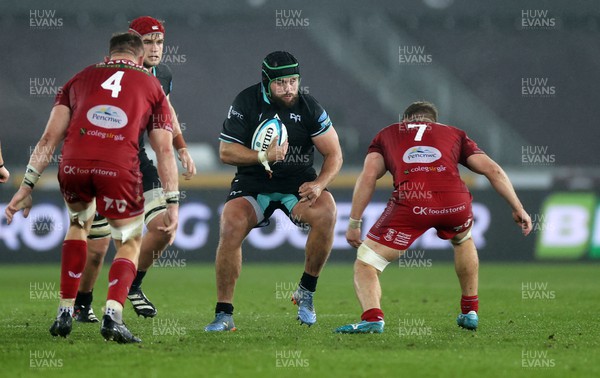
[0,262,598,377]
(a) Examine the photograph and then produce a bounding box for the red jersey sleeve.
[459,131,485,166]
[367,130,385,156]
[54,75,75,108]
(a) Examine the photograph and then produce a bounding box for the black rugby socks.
[299,272,318,292]
[216,302,234,315]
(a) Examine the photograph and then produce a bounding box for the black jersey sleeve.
[155,64,173,96]
[220,90,253,145]
[308,98,333,138]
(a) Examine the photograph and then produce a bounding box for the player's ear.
[137,55,144,66]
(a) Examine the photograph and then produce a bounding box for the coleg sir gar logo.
[402,146,442,164]
[86,105,128,129]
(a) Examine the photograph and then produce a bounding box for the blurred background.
[0,0,598,263]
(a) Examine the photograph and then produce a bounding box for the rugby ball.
[251,117,288,152]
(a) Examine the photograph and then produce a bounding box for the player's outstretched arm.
[4,105,70,224]
[346,152,386,248]
[466,153,532,236]
[149,128,179,244]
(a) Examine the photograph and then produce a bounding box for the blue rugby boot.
[204,312,236,332]
[291,286,316,326]
[456,310,478,330]
[334,320,385,334]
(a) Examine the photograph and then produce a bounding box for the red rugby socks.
[461,295,479,314]
[361,308,385,322]
[107,258,137,306]
[60,240,87,300]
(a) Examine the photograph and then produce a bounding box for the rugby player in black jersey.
[73,16,197,322]
[205,51,343,331]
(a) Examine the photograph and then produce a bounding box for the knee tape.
[144,188,167,226]
[88,216,111,239]
[110,215,144,243]
[357,243,391,272]
[452,228,472,245]
[67,201,96,228]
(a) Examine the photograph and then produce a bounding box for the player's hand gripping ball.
[252,117,288,176]
[251,117,288,152]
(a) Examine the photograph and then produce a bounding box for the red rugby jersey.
[55,59,172,170]
[368,121,484,193]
